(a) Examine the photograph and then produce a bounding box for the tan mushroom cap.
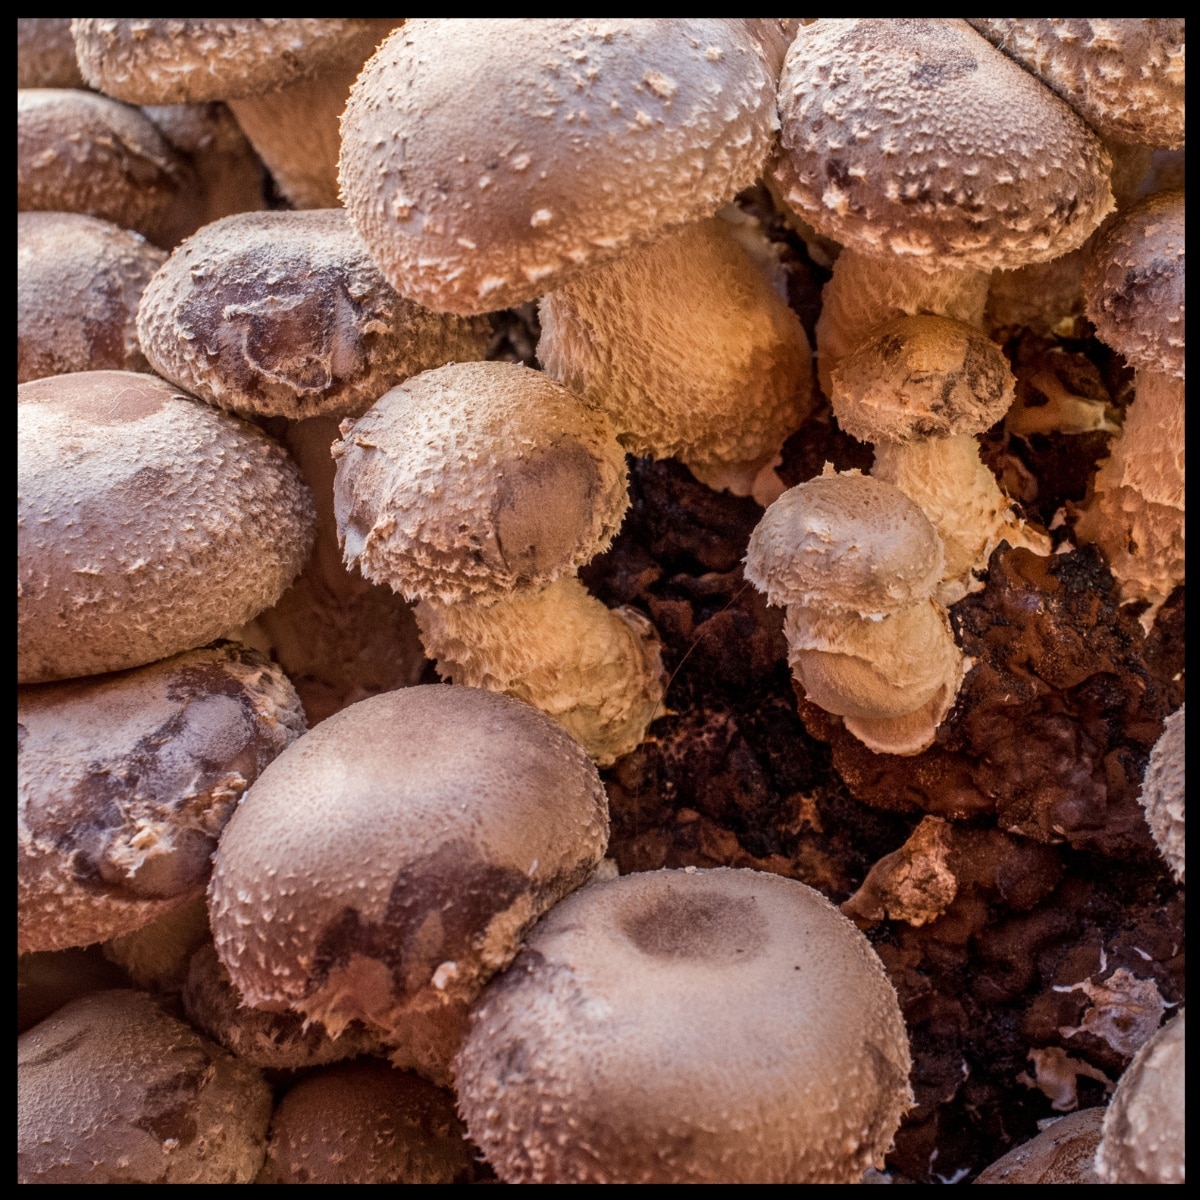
[338,19,777,314]
[18,989,272,1183]
[258,1060,474,1184]
[18,212,167,384]
[973,1107,1104,1184]
[831,315,1016,444]
[208,686,609,1083]
[744,470,944,614]
[772,19,1115,272]
[17,88,192,247]
[17,19,86,89]
[333,361,629,605]
[18,643,304,955]
[456,867,914,1183]
[18,371,315,683]
[138,211,491,420]
[1140,705,1185,882]
[71,18,396,104]
[1096,1009,1185,1184]
[1083,189,1184,378]
[967,20,1186,149]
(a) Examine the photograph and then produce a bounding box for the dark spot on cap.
[620,888,767,962]
[825,158,852,189]
[909,52,978,90]
[19,370,174,425]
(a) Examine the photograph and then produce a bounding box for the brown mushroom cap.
[973,1107,1104,1184]
[333,361,629,604]
[258,1059,475,1184]
[1139,705,1185,882]
[1082,189,1185,378]
[18,642,305,955]
[967,19,1186,149]
[338,19,777,314]
[18,989,272,1183]
[137,210,491,420]
[18,371,315,683]
[744,470,944,613]
[18,212,167,384]
[17,88,192,247]
[17,19,86,89]
[455,867,914,1183]
[208,685,609,1083]
[772,19,1115,272]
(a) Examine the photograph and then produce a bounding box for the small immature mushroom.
[456,867,914,1183]
[258,1059,475,1184]
[18,642,305,955]
[208,685,610,1085]
[973,1107,1104,1184]
[1139,705,1185,882]
[338,18,778,314]
[18,989,273,1183]
[17,212,167,384]
[18,371,315,683]
[537,215,813,496]
[1095,1009,1186,1184]
[17,18,87,89]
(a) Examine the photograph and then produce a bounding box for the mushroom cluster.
[16,17,1186,1185]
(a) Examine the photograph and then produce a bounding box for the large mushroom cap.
[772,19,1115,272]
[338,18,777,313]
[456,867,914,1182]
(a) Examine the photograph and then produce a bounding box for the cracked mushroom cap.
[830,315,1017,444]
[207,685,609,1084]
[338,18,777,314]
[137,210,492,420]
[18,643,305,955]
[1083,189,1185,378]
[18,371,315,683]
[771,19,1115,272]
[456,867,914,1183]
[333,361,629,604]
[744,470,945,614]
[967,19,1186,149]
[1139,705,1185,882]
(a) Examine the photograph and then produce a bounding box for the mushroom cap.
[744,470,945,614]
[973,1107,1104,1184]
[71,18,398,104]
[18,371,315,683]
[19,989,272,1183]
[1139,705,1185,881]
[258,1059,474,1184]
[207,685,609,1081]
[333,361,629,604]
[18,642,305,955]
[18,212,167,384]
[831,315,1016,443]
[1082,189,1184,378]
[1096,1009,1185,1184]
[338,19,777,313]
[455,867,914,1183]
[137,210,492,420]
[967,19,1186,149]
[18,18,87,89]
[17,88,192,247]
[771,19,1115,272]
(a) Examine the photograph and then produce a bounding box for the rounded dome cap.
[1139,705,1185,881]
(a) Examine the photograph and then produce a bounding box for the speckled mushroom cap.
[967,19,1186,149]
[18,989,273,1183]
[1083,189,1185,378]
[1139,705,1185,882]
[71,18,397,104]
[17,89,192,247]
[258,1059,475,1184]
[18,371,315,683]
[744,470,945,614]
[137,211,492,420]
[208,685,609,1082]
[831,315,1016,444]
[1096,1009,1185,1184]
[338,19,777,314]
[17,19,86,89]
[455,867,914,1183]
[18,642,305,955]
[771,19,1115,272]
[973,1107,1104,1184]
[18,212,167,384]
[333,361,629,604]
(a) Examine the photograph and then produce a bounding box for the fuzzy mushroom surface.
[456,867,914,1182]
[1139,705,1185,881]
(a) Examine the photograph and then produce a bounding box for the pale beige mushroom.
[1139,705,1185,882]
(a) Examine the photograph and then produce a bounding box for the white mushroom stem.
[415,576,665,768]
[873,436,1052,605]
